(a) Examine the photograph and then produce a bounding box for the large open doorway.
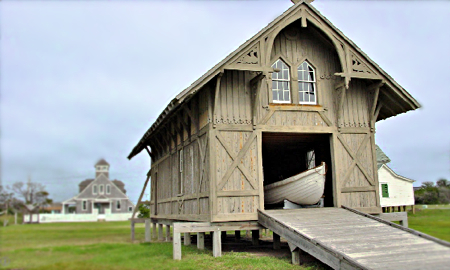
[262,132,334,209]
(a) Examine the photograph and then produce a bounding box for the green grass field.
[0,220,323,270]
[1,209,448,270]
[408,209,450,242]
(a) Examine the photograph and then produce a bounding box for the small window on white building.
[381,183,389,198]
[116,200,121,210]
[106,184,111,194]
[128,206,133,212]
[271,59,291,103]
[93,185,98,195]
[99,184,104,194]
[82,200,87,211]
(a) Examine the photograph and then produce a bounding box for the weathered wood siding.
[337,79,372,128]
[149,89,211,221]
[214,70,256,125]
[267,23,339,125]
[211,130,260,221]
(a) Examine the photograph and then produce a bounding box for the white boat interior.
[262,132,334,209]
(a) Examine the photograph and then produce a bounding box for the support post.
[252,230,259,246]
[235,230,241,243]
[273,233,281,250]
[158,224,164,241]
[184,233,191,245]
[212,231,222,257]
[145,219,151,242]
[166,225,171,241]
[152,222,157,239]
[292,249,301,265]
[131,220,135,241]
[197,232,205,250]
[412,205,416,214]
[173,231,181,260]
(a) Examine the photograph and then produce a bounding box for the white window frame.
[128,206,133,212]
[271,59,291,103]
[297,61,317,105]
[82,200,87,211]
[106,184,111,195]
[116,200,121,210]
[93,185,98,195]
[99,184,104,194]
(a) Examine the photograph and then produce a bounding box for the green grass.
[415,204,450,209]
[0,221,323,270]
[408,209,450,242]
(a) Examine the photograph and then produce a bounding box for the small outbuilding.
[376,145,415,212]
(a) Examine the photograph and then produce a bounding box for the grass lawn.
[0,221,324,270]
[1,209,448,269]
[408,209,450,242]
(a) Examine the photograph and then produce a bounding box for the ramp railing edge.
[341,205,450,248]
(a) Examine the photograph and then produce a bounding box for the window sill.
[268,104,324,112]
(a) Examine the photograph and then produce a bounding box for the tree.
[436,178,450,188]
[11,179,52,223]
[11,180,51,206]
[137,204,150,218]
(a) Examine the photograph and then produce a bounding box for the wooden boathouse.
[126,0,450,268]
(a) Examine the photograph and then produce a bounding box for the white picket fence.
[23,209,133,223]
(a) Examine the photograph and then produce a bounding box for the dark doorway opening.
[262,132,334,209]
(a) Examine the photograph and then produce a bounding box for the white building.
[376,145,415,209]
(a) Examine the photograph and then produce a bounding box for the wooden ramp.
[258,207,450,270]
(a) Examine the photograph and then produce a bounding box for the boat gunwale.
[263,162,326,191]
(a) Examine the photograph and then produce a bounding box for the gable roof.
[128,0,420,160]
[376,145,391,169]
[379,164,415,183]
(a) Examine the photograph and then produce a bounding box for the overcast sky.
[2,1,449,203]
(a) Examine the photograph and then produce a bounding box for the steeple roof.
[95,159,109,166]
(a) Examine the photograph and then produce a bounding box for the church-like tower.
[95,159,110,178]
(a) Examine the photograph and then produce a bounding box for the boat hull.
[264,162,326,205]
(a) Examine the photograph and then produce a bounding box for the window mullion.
[291,68,299,104]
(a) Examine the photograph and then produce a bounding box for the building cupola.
[95,159,110,178]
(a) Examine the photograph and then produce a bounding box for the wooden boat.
[264,162,326,205]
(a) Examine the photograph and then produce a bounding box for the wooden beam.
[183,105,199,133]
[131,174,151,219]
[145,146,154,161]
[213,72,224,127]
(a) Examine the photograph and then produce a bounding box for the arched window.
[298,61,316,104]
[271,59,291,103]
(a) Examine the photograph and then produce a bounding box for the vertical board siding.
[269,23,340,124]
[198,87,210,129]
[339,80,371,128]
[216,71,255,125]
